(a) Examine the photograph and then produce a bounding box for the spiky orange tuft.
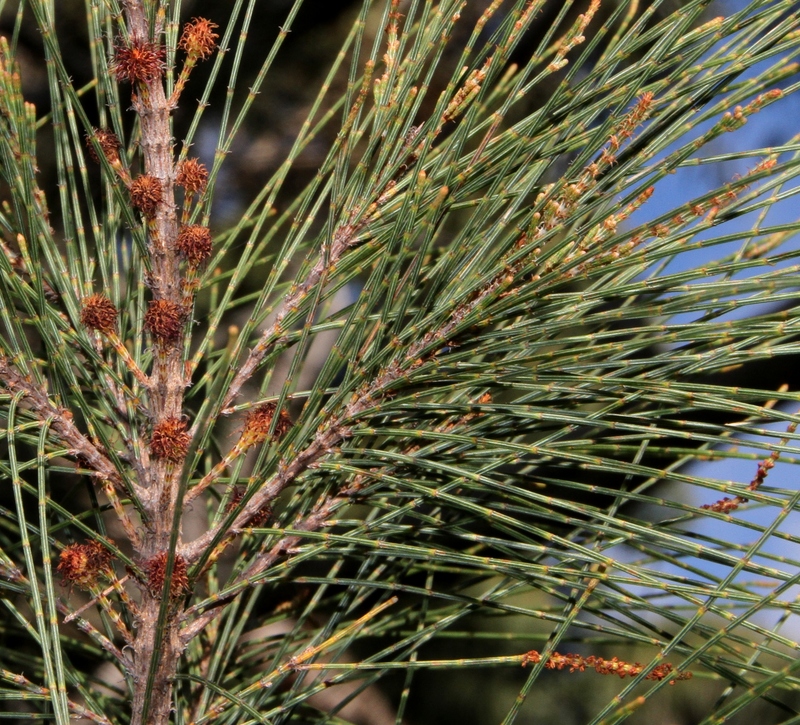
[129,174,163,218]
[86,128,121,164]
[176,158,209,195]
[240,402,292,449]
[144,299,185,344]
[57,540,112,589]
[150,417,191,462]
[179,17,219,61]
[176,225,213,267]
[143,551,190,599]
[80,294,118,334]
[111,37,164,84]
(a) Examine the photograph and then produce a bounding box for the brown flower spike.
[58,540,113,589]
[129,174,163,218]
[80,294,118,334]
[144,299,185,344]
[176,225,213,267]
[150,418,191,462]
[240,402,293,449]
[111,37,165,84]
[143,551,189,599]
[179,17,219,61]
[176,158,209,195]
[522,650,691,685]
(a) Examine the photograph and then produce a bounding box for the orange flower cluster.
[176,225,213,267]
[111,38,164,84]
[701,496,744,514]
[143,551,190,599]
[144,299,185,343]
[176,158,208,195]
[179,17,219,61]
[57,540,112,589]
[129,174,163,218]
[85,128,121,165]
[239,403,293,449]
[150,417,191,462]
[522,650,691,685]
[598,92,654,167]
[80,294,118,334]
[703,421,797,514]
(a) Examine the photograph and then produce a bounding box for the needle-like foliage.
[2,1,800,723]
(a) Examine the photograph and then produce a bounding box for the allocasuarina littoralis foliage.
[2,1,800,723]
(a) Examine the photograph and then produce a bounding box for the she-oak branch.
[0,1,728,722]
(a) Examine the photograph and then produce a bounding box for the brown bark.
[129,599,184,725]
[120,2,188,722]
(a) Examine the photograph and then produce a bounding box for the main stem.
[121,3,187,724]
[131,603,183,725]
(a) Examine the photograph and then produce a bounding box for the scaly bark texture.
[116,3,188,722]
